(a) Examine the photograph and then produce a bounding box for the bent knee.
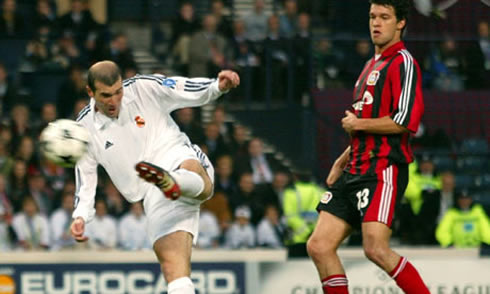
[307,235,336,260]
[363,243,389,264]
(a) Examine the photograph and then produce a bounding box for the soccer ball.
[39,119,90,168]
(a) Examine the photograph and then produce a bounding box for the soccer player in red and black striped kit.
[307,1,430,294]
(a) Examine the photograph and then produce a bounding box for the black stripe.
[76,105,91,122]
[184,87,209,92]
[185,80,213,85]
[184,83,210,88]
[354,61,372,100]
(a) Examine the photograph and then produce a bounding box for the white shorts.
[143,143,214,245]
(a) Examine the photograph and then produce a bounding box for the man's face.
[88,78,123,118]
[369,4,404,49]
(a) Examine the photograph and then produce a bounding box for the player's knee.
[307,235,333,260]
[363,241,388,264]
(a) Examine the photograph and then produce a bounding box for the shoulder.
[391,49,420,69]
[76,103,92,124]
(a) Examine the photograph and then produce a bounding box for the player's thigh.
[309,210,352,252]
[153,230,193,281]
[362,164,408,227]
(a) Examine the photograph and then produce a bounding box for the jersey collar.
[380,41,405,59]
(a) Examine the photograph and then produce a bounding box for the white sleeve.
[39,216,51,247]
[72,150,98,223]
[129,74,225,113]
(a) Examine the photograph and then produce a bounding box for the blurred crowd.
[0,0,489,253]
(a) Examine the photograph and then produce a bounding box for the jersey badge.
[105,141,114,149]
[135,116,146,128]
[320,191,333,204]
[366,70,380,86]
[162,78,176,88]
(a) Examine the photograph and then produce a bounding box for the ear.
[397,19,406,31]
[86,85,94,97]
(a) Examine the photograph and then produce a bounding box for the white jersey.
[73,74,225,222]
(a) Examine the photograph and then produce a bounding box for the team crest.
[135,116,146,128]
[366,70,380,86]
[321,191,333,204]
[162,78,176,88]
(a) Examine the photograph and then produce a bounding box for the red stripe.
[360,135,375,174]
[348,137,360,174]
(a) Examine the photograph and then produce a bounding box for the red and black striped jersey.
[346,41,424,175]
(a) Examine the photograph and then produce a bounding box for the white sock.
[168,277,195,294]
[169,169,204,198]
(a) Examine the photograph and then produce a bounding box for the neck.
[375,38,400,55]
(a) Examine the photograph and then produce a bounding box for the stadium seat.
[456,156,489,174]
[460,138,489,155]
[20,72,66,110]
[0,39,28,74]
[454,174,475,189]
[474,174,490,189]
[432,155,456,172]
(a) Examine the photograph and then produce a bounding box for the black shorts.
[317,164,408,229]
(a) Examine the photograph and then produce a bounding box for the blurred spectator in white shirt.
[12,196,50,250]
[0,174,13,251]
[225,206,255,249]
[256,205,285,248]
[197,208,221,248]
[85,198,117,249]
[244,0,269,42]
[118,202,151,250]
[50,192,76,250]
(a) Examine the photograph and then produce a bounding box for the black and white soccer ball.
[39,119,90,168]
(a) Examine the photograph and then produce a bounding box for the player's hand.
[342,110,358,135]
[218,70,240,92]
[70,217,89,242]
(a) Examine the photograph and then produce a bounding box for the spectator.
[49,192,76,250]
[426,37,465,91]
[282,168,323,257]
[211,0,233,40]
[313,39,345,89]
[264,14,288,100]
[344,39,372,83]
[293,12,312,102]
[256,205,285,248]
[28,171,53,216]
[214,154,238,197]
[33,0,57,30]
[8,159,29,212]
[0,173,13,251]
[23,30,51,71]
[50,31,84,70]
[9,104,33,150]
[103,178,128,218]
[197,208,221,248]
[85,198,117,249]
[34,102,57,137]
[189,14,230,77]
[56,0,99,45]
[229,172,278,225]
[201,190,232,233]
[0,63,19,119]
[0,140,13,176]
[170,1,201,75]
[174,107,205,145]
[15,135,38,171]
[97,33,136,73]
[436,190,490,248]
[271,170,291,208]
[225,205,255,249]
[238,137,279,185]
[465,20,490,89]
[118,202,151,250]
[70,98,89,120]
[12,196,50,250]
[57,65,88,118]
[39,156,66,193]
[229,124,249,161]
[279,0,298,38]
[244,0,269,42]
[0,0,26,38]
[203,121,229,164]
[212,105,234,144]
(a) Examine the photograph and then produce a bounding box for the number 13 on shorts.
[356,188,370,211]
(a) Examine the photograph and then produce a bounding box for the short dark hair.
[87,61,122,92]
[369,0,410,23]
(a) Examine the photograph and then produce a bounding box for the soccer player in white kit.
[70,61,240,294]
